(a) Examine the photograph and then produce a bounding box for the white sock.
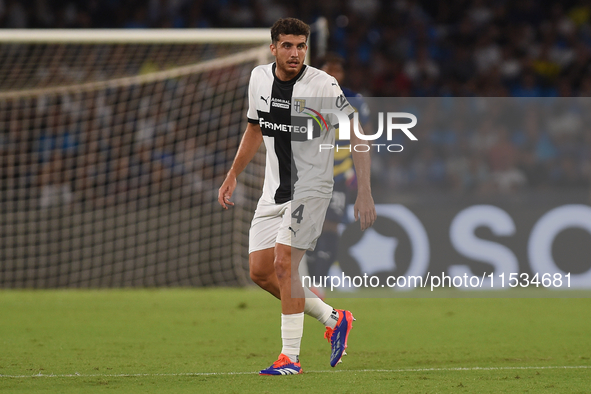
[324,309,339,329]
[281,313,304,363]
[303,287,337,328]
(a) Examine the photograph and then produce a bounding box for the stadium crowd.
[5,1,591,97]
[1,0,591,200]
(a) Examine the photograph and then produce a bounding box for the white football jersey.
[247,63,354,204]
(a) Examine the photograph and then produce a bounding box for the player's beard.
[278,57,302,80]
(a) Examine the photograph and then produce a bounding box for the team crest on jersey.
[293,99,306,113]
[293,99,328,132]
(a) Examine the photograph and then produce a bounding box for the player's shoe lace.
[324,309,354,367]
[259,354,303,376]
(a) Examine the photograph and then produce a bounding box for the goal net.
[0,30,272,287]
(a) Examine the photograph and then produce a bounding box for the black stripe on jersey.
[257,63,307,204]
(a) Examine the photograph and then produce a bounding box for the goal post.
[0,29,272,43]
[0,29,272,287]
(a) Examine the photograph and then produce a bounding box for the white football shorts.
[249,197,331,254]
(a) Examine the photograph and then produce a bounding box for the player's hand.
[218,172,237,209]
[354,191,376,231]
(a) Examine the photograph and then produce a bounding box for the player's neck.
[273,63,305,83]
[275,68,297,81]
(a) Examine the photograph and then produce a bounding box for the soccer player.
[306,53,372,288]
[218,18,376,376]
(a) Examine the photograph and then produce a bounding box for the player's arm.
[218,122,263,209]
[350,119,377,230]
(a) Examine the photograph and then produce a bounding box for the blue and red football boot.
[324,309,355,367]
[259,354,303,375]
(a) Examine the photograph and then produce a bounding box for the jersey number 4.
[291,204,305,224]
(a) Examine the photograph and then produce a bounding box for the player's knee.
[249,259,271,286]
[249,267,269,287]
[273,255,291,282]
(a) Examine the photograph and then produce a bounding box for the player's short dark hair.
[271,18,310,44]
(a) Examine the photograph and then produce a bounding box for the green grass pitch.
[0,288,590,393]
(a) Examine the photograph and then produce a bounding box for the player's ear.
[270,43,277,56]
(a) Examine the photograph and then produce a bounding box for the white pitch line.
[0,365,589,379]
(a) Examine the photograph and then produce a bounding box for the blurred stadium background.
[1,0,591,289]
